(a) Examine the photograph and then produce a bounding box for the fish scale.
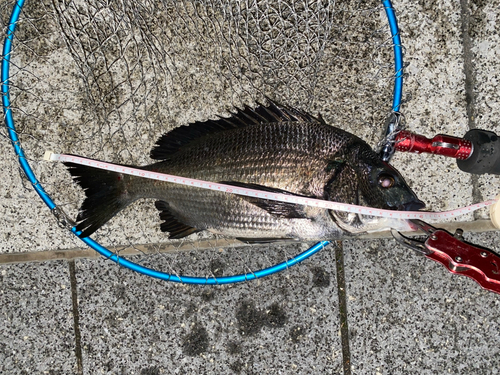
[150,124,345,192]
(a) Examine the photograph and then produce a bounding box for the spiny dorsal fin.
[150,99,324,161]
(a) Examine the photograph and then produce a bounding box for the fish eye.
[378,174,395,188]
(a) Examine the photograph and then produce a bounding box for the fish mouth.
[398,199,426,212]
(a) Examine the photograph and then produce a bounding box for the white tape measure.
[45,151,499,224]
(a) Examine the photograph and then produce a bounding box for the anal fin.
[155,200,199,239]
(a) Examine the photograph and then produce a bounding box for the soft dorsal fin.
[150,99,324,160]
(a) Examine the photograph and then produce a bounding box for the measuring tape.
[45,152,498,223]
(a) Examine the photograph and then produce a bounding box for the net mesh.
[2,0,398,278]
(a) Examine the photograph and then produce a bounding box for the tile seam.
[335,241,351,375]
[69,260,84,375]
[0,220,496,265]
[459,0,484,214]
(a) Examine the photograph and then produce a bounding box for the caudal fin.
[64,162,135,237]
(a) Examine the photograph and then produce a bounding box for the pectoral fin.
[220,181,308,219]
[236,237,299,244]
[329,210,367,234]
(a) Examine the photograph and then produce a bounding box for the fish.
[65,100,425,241]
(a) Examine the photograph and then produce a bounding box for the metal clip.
[390,219,435,255]
[51,207,76,230]
[393,219,500,295]
[379,111,404,162]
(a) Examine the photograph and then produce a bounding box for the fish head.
[354,145,425,211]
[357,161,425,211]
[325,143,425,212]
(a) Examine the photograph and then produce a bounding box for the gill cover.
[324,142,424,231]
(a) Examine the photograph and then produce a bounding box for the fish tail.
[64,162,135,237]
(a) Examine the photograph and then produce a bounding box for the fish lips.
[397,199,426,212]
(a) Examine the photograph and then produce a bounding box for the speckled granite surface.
[0,262,77,374]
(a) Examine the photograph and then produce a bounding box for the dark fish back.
[150,100,357,162]
[148,101,361,197]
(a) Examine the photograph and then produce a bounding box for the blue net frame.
[1,0,403,284]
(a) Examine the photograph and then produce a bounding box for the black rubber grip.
[457,129,500,175]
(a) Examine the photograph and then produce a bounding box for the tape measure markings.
[45,152,497,221]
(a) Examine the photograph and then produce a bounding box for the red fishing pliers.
[392,220,500,295]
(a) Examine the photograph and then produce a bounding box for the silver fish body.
[66,101,424,240]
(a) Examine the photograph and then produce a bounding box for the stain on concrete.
[265,303,286,328]
[236,300,287,336]
[311,266,331,288]
[226,340,242,355]
[289,325,306,343]
[182,322,209,356]
[140,366,161,375]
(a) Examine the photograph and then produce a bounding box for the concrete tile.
[0,261,77,374]
[344,234,500,375]
[0,0,487,253]
[0,0,444,253]
[74,244,342,374]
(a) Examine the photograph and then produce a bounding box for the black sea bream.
[65,101,424,241]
